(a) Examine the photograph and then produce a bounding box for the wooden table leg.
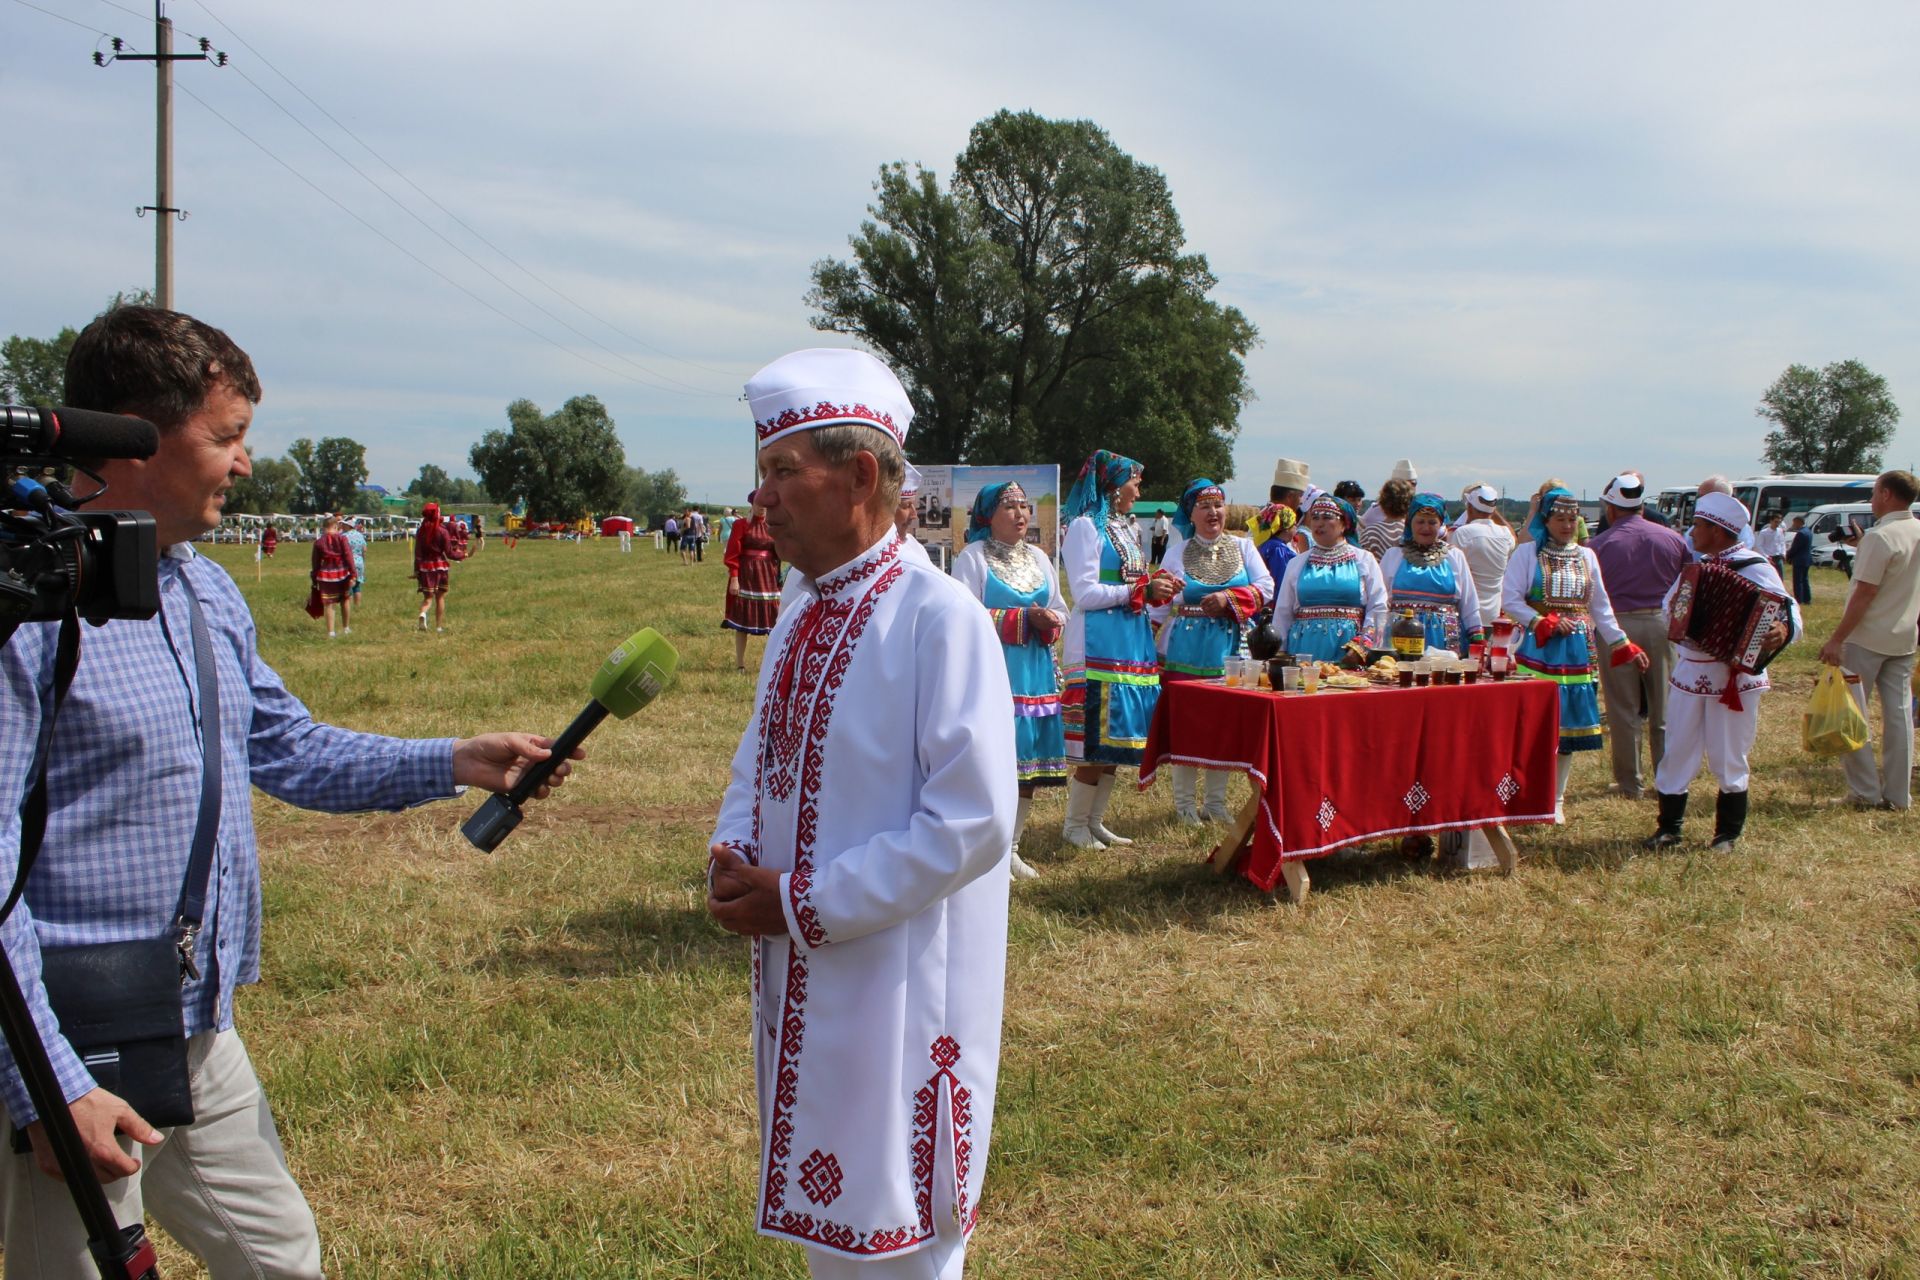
[1280,859,1310,904]
[1209,789,1260,877]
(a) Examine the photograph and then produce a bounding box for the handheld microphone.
[460,627,679,851]
[1,406,160,461]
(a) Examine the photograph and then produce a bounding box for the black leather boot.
[1710,790,1749,851]
[1643,791,1688,849]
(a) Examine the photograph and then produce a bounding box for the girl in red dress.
[310,516,355,637]
[722,496,782,672]
[414,502,453,632]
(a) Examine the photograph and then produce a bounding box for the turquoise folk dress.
[1276,545,1381,664]
[958,540,1068,787]
[1505,543,1625,755]
[1064,515,1159,766]
[1382,545,1478,656]
[1160,535,1269,681]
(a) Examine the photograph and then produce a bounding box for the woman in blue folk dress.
[1376,492,1485,657]
[1501,485,1649,817]
[1154,478,1273,824]
[1061,450,1177,849]
[952,481,1066,880]
[1271,493,1389,665]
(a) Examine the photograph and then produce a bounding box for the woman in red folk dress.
[261,523,278,557]
[310,516,355,638]
[722,495,782,673]
[414,502,453,633]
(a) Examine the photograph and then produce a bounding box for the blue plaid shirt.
[1,546,456,1123]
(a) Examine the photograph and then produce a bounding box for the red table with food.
[1139,676,1561,899]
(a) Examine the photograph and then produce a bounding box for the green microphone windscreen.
[589,628,679,718]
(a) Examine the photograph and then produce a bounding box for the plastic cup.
[1397,669,1414,688]
[1282,665,1301,692]
[1300,665,1319,694]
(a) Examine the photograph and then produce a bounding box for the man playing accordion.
[1645,492,1800,851]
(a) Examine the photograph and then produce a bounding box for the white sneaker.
[1009,851,1040,880]
[416,614,428,631]
[342,627,352,635]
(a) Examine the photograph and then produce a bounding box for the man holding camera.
[0,305,579,1276]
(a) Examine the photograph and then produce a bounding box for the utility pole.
[95,2,225,310]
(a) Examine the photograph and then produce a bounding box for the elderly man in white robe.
[708,348,1016,1279]
[1644,491,1798,852]
[894,463,935,569]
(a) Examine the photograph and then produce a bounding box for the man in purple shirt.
[1586,472,1690,797]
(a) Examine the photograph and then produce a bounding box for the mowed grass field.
[131,540,1920,1276]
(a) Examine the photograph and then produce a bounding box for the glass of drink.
[1299,664,1319,694]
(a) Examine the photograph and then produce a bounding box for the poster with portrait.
[902,464,1061,569]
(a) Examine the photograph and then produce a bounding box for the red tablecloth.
[1140,679,1561,891]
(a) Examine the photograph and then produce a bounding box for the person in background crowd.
[1754,511,1788,573]
[1586,472,1689,799]
[722,493,782,674]
[679,510,700,565]
[0,304,578,1278]
[1155,478,1274,825]
[1247,457,1311,587]
[1360,460,1417,530]
[1503,485,1648,819]
[1271,493,1388,664]
[1786,514,1814,604]
[1821,469,1920,811]
[707,347,1014,1279]
[1333,480,1368,511]
[718,506,738,546]
[344,516,368,609]
[260,522,277,557]
[310,515,354,638]
[1150,507,1171,564]
[1646,493,1798,850]
[689,507,708,562]
[952,481,1067,877]
[1359,477,1415,560]
[662,512,679,554]
[1061,449,1176,849]
[894,464,933,568]
[1450,484,1515,623]
[1377,493,1483,656]
[1687,476,1754,555]
[414,502,452,632]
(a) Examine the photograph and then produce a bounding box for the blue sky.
[5,0,1917,506]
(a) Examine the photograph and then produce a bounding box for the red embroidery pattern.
[910,1037,977,1234]
[758,548,925,1256]
[799,1150,846,1206]
[756,400,903,446]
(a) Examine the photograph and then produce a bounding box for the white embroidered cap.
[1466,484,1499,513]
[746,348,913,451]
[901,464,923,499]
[1601,473,1645,507]
[1695,491,1750,535]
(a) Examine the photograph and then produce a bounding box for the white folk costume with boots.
[715,349,1016,1278]
[1651,492,1800,848]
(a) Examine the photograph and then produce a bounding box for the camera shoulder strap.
[1,612,81,925]
[170,575,221,982]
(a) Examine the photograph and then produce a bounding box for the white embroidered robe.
[711,531,1016,1262]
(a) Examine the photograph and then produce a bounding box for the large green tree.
[622,466,688,525]
[808,110,1257,493]
[1758,360,1900,474]
[224,450,301,514]
[2,291,154,407]
[470,396,627,520]
[286,436,369,513]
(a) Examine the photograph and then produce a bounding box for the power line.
[11,0,112,35]
[182,0,749,385]
[174,81,702,396]
[212,60,723,396]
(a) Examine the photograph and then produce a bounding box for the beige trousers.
[1596,610,1674,794]
[1,1029,321,1279]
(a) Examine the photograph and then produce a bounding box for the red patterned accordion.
[1667,560,1791,676]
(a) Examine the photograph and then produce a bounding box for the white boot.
[1171,765,1203,826]
[1554,753,1574,824]
[1202,769,1233,823]
[1089,772,1133,846]
[1009,796,1039,879]
[1062,777,1107,850]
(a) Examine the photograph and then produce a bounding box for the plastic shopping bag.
[1803,665,1869,756]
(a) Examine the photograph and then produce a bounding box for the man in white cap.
[1587,472,1689,798]
[708,348,1015,1278]
[1247,457,1310,584]
[1448,483,1514,622]
[894,463,934,568]
[1645,491,1797,851]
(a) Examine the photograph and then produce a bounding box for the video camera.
[2,404,161,642]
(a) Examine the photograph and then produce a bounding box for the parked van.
[1803,500,1920,571]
